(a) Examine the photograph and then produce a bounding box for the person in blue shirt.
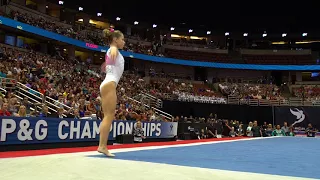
[306,123,318,137]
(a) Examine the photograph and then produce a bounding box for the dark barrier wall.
[162,101,273,125]
[274,106,320,128]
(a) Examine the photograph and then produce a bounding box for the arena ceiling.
[55,0,319,33]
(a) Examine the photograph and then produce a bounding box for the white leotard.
[100,48,124,90]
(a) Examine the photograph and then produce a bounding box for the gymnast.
[97,28,125,157]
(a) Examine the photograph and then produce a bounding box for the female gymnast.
[97,28,125,157]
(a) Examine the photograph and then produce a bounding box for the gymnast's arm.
[109,46,119,61]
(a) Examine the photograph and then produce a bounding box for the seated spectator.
[288,126,295,136]
[265,124,274,136]
[38,105,50,117]
[21,97,32,114]
[200,129,207,139]
[229,127,238,137]
[56,107,64,119]
[246,122,253,137]
[0,102,11,116]
[8,97,19,116]
[236,124,244,136]
[219,82,283,101]
[281,122,290,136]
[15,105,28,117]
[272,125,286,136]
[305,123,318,137]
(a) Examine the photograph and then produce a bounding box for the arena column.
[67,45,75,60]
[37,0,47,14]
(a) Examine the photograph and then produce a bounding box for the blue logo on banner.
[0,117,178,145]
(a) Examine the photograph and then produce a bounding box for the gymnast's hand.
[109,46,118,61]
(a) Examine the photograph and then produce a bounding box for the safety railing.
[125,96,173,121]
[0,86,6,94]
[15,82,71,117]
[162,93,320,107]
[141,92,163,108]
[0,77,16,90]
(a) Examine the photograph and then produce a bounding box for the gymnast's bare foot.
[97,147,115,157]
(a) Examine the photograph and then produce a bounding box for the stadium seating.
[243,54,314,65]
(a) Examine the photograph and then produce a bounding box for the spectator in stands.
[0,102,11,116]
[265,124,274,136]
[229,127,238,137]
[281,122,290,136]
[222,120,232,137]
[66,108,80,119]
[246,122,253,137]
[305,123,318,137]
[262,122,268,130]
[8,97,19,116]
[200,129,207,139]
[56,108,64,119]
[272,125,286,136]
[251,121,262,137]
[206,120,218,138]
[288,126,295,136]
[38,105,49,117]
[22,97,32,114]
[15,105,27,117]
[236,124,244,136]
[261,122,268,136]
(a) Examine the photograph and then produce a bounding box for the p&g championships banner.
[0,117,178,145]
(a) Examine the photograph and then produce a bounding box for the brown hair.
[102,28,123,44]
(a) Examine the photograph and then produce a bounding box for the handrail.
[14,86,70,117]
[15,90,59,112]
[142,92,157,100]
[15,86,42,100]
[16,82,71,110]
[0,87,7,93]
[141,92,163,108]
[45,95,71,110]
[125,96,173,121]
[15,82,70,116]
[163,93,320,107]
[13,92,60,116]
[0,77,16,89]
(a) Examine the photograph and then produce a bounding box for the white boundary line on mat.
[110,136,280,153]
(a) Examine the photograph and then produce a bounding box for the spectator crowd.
[180,116,319,139]
[0,44,162,121]
[292,85,320,101]
[219,82,284,101]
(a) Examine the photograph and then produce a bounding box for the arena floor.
[0,137,319,180]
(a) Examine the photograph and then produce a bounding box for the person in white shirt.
[246,122,253,137]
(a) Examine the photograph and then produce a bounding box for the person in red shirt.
[0,102,11,116]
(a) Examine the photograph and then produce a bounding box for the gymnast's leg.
[97,81,117,157]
